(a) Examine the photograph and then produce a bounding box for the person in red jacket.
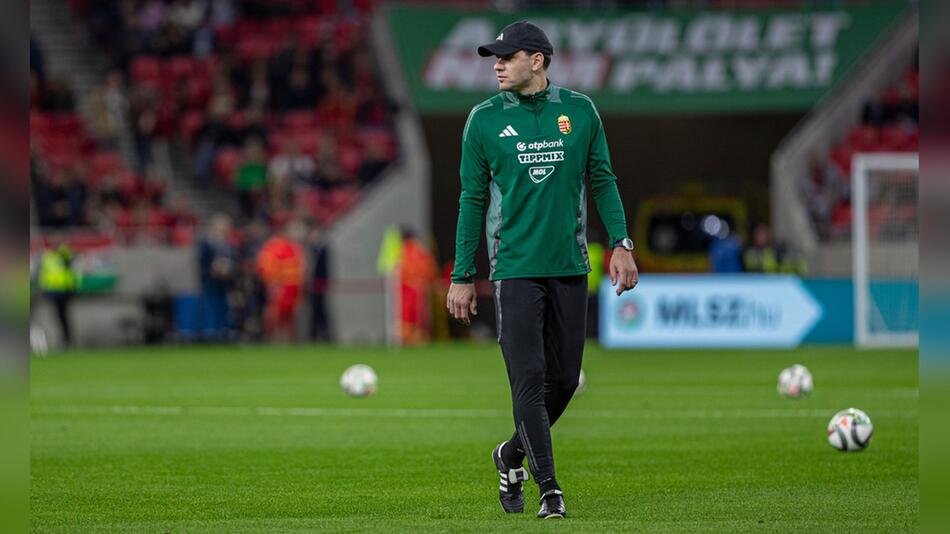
[256,220,306,341]
[398,227,437,345]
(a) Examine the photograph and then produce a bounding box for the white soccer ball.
[777,364,813,398]
[827,408,874,452]
[575,369,586,395]
[340,364,378,397]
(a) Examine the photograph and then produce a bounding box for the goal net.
[852,153,919,348]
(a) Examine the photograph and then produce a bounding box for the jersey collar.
[502,79,556,106]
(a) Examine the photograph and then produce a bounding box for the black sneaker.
[492,441,529,513]
[537,489,566,519]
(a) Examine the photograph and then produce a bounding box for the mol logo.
[528,166,556,184]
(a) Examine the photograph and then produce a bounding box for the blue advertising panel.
[599,274,823,348]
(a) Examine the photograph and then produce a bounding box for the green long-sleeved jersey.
[451,83,629,283]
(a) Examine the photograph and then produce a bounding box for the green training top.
[451,83,629,283]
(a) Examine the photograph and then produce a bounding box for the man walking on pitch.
[446,21,639,519]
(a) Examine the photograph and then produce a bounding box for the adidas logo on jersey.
[498,125,519,137]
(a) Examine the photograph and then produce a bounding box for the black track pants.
[493,275,587,488]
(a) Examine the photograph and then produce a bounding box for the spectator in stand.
[65,167,90,226]
[257,219,307,342]
[357,142,391,187]
[308,225,332,342]
[312,134,344,192]
[269,138,315,187]
[355,85,395,127]
[136,0,168,41]
[319,67,356,124]
[128,83,159,173]
[40,78,77,113]
[192,91,239,187]
[83,69,129,150]
[36,170,79,229]
[238,104,269,146]
[265,170,295,224]
[198,214,238,341]
[278,62,320,111]
[803,153,849,240]
[168,0,205,34]
[863,82,919,129]
[208,0,237,31]
[235,138,267,220]
[243,59,271,110]
[97,173,128,208]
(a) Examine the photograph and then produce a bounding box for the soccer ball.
[777,364,813,398]
[827,408,873,452]
[575,369,586,395]
[340,364,378,397]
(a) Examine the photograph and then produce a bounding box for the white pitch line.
[30,405,917,419]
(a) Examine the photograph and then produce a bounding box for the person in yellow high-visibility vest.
[39,244,80,346]
[586,241,605,339]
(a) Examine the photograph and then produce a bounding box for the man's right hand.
[446,282,477,326]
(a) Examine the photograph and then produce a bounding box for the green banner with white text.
[386,3,908,114]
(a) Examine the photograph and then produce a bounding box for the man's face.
[493,50,541,91]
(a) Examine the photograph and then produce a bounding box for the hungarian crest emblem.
[557,115,572,134]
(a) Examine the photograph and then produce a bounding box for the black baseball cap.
[477,20,554,58]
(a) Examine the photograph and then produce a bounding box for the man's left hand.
[609,249,639,296]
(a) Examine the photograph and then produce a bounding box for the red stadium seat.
[295,131,323,153]
[131,56,162,84]
[264,18,294,40]
[215,24,239,48]
[847,125,880,152]
[165,56,198,79]
[338,143,362,177]
[283,110,318,131]
[31,111,53,135]
[268,130,290,155]
[50,113,83,134]
[830,144,856,176]
[879,125,917,152]
[89,151,123,179]
[226,110,247,130]
[296,16,324,47]
[180,110,206,144]
[237,37,276,61]
[903,69,919,100]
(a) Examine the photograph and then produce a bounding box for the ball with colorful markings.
[827,408,873,451]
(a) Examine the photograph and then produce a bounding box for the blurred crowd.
[32,36,198,245]
[32,0,399,245]
[802,58,918,242]
[72,0,397,228]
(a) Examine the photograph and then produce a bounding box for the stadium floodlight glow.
[851,153,919,348]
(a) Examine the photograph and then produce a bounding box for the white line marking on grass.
[30,405,917,419]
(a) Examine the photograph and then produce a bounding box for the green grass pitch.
[31,344,917,532]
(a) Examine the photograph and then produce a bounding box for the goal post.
[852,152,919,348]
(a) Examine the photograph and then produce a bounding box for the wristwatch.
[613,237,634,251]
